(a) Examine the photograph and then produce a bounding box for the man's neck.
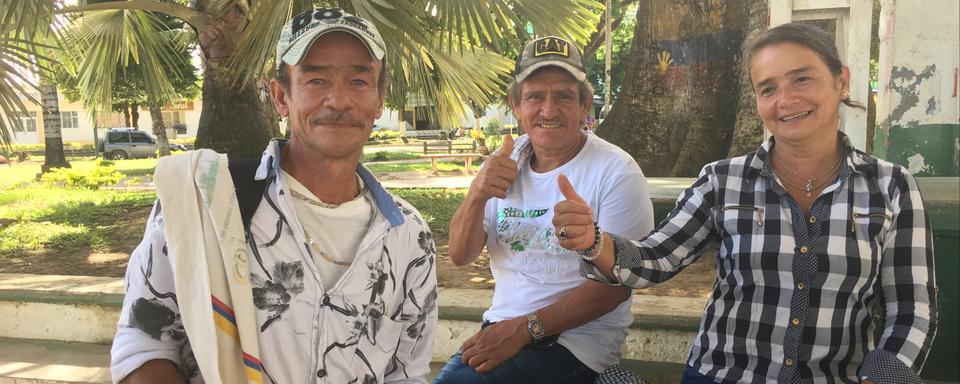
[530,133,587,173]
[280,143,361,205]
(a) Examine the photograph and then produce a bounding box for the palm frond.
[64,9,185,123]
[224,0,293,88]
[0,0,60,147]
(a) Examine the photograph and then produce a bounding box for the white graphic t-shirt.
[482,133,655,373]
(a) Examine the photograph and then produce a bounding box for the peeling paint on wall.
[926,96,939,115]
[888,64,938,126]
[886,124,960,176]
[906,153,931,174]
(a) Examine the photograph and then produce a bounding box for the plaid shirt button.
[785,358,795,366]
[791,317,801,326]
[799,246,809,254]
[808,216,817,224]
[796,282,805,290]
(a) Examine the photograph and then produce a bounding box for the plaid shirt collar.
[752,131,874,182]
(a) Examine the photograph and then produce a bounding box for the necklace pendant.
[805,179,814,196]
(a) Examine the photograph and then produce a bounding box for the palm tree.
[0,0,67,169]
[2,0,600,157]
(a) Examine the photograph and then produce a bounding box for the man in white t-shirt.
[434,36,655,384]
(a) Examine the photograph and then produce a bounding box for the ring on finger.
[558,226,568,239]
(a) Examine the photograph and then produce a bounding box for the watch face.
[531,322,543,334]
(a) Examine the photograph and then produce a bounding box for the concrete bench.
[420,153,483,175]
[422,140,477,154]
[0,273,703,383]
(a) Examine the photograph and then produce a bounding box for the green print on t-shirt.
[496,206,564,253]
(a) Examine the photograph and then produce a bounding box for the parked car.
[169,143,188,152]
[100,128,158,160]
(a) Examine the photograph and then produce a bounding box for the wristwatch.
[526,312,545,343]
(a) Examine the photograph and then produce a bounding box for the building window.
[61,111,79,129]
[161,111,184,125]
[13,112,37,133]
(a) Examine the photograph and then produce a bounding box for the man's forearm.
[447,194,489,266]
[120,359,184,384]
[536,279,631,336]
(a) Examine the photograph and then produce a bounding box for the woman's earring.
[841,90,850,100]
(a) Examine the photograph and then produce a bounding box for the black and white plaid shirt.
[583,133,937,384]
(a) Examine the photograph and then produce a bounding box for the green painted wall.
[877,124,960,176]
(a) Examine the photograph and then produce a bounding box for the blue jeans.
[681,365,719,384]
[432,343,597,384]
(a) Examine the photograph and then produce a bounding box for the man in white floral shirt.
[111,8,437,383]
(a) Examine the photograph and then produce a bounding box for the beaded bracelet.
[577,222,602,261]
[582,231,605,262]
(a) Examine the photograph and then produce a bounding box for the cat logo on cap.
[534,37,569,57]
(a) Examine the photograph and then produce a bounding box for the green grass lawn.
[360,151,422,162]
[365,159,479,173]
[0,183,155,254]
[1,157,467,259]
[0,158,159,189]
[391,188,466,241]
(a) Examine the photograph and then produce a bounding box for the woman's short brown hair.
[746,22,864,109]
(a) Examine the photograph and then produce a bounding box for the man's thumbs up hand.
[553,174,596,251]
[467,135,519,201]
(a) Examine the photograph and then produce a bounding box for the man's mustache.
[310,112,363,127]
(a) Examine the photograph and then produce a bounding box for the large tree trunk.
[193,3,276,157]
[148,101,171,156]
[726,0,768,158]
[598,0,761,176]
[669,1,742,176]
[40,83,70,172]
[596,0,679,176]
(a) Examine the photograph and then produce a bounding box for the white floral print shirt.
[111,140,438,384]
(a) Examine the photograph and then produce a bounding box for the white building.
[8,89,518,145]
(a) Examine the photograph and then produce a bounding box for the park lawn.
[0,158,158,190]
[360,151,422,162]
[391,188,466,241]
[0,183,155,255]
[0,157,466,269]
[364,159,479,173]
[0,184,464,256]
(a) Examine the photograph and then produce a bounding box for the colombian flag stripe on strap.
[212,295,265,383]
[243,352,265,383]
[211,295,240,343]
[210,295,240,344]
[211,296,236,323]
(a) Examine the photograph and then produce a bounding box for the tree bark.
[148,101,171,156]
[193,3,275,157]
[597,0,761,176]
[597,0,691,176]
[669,1,741,176]
[131,102,140,128]
[726,0,768,158]
[40,83,70,172]
[121,103,131,127]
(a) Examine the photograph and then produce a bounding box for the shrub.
[485,135,503,154]
[483,119,501,137]
[371,151,389,161]
[369,129,402,142]
[41,159,125,189]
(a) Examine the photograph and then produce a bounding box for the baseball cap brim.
[279,27,385,69]
[514,61,587,83]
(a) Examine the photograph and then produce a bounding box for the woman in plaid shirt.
[552,23,936,384]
